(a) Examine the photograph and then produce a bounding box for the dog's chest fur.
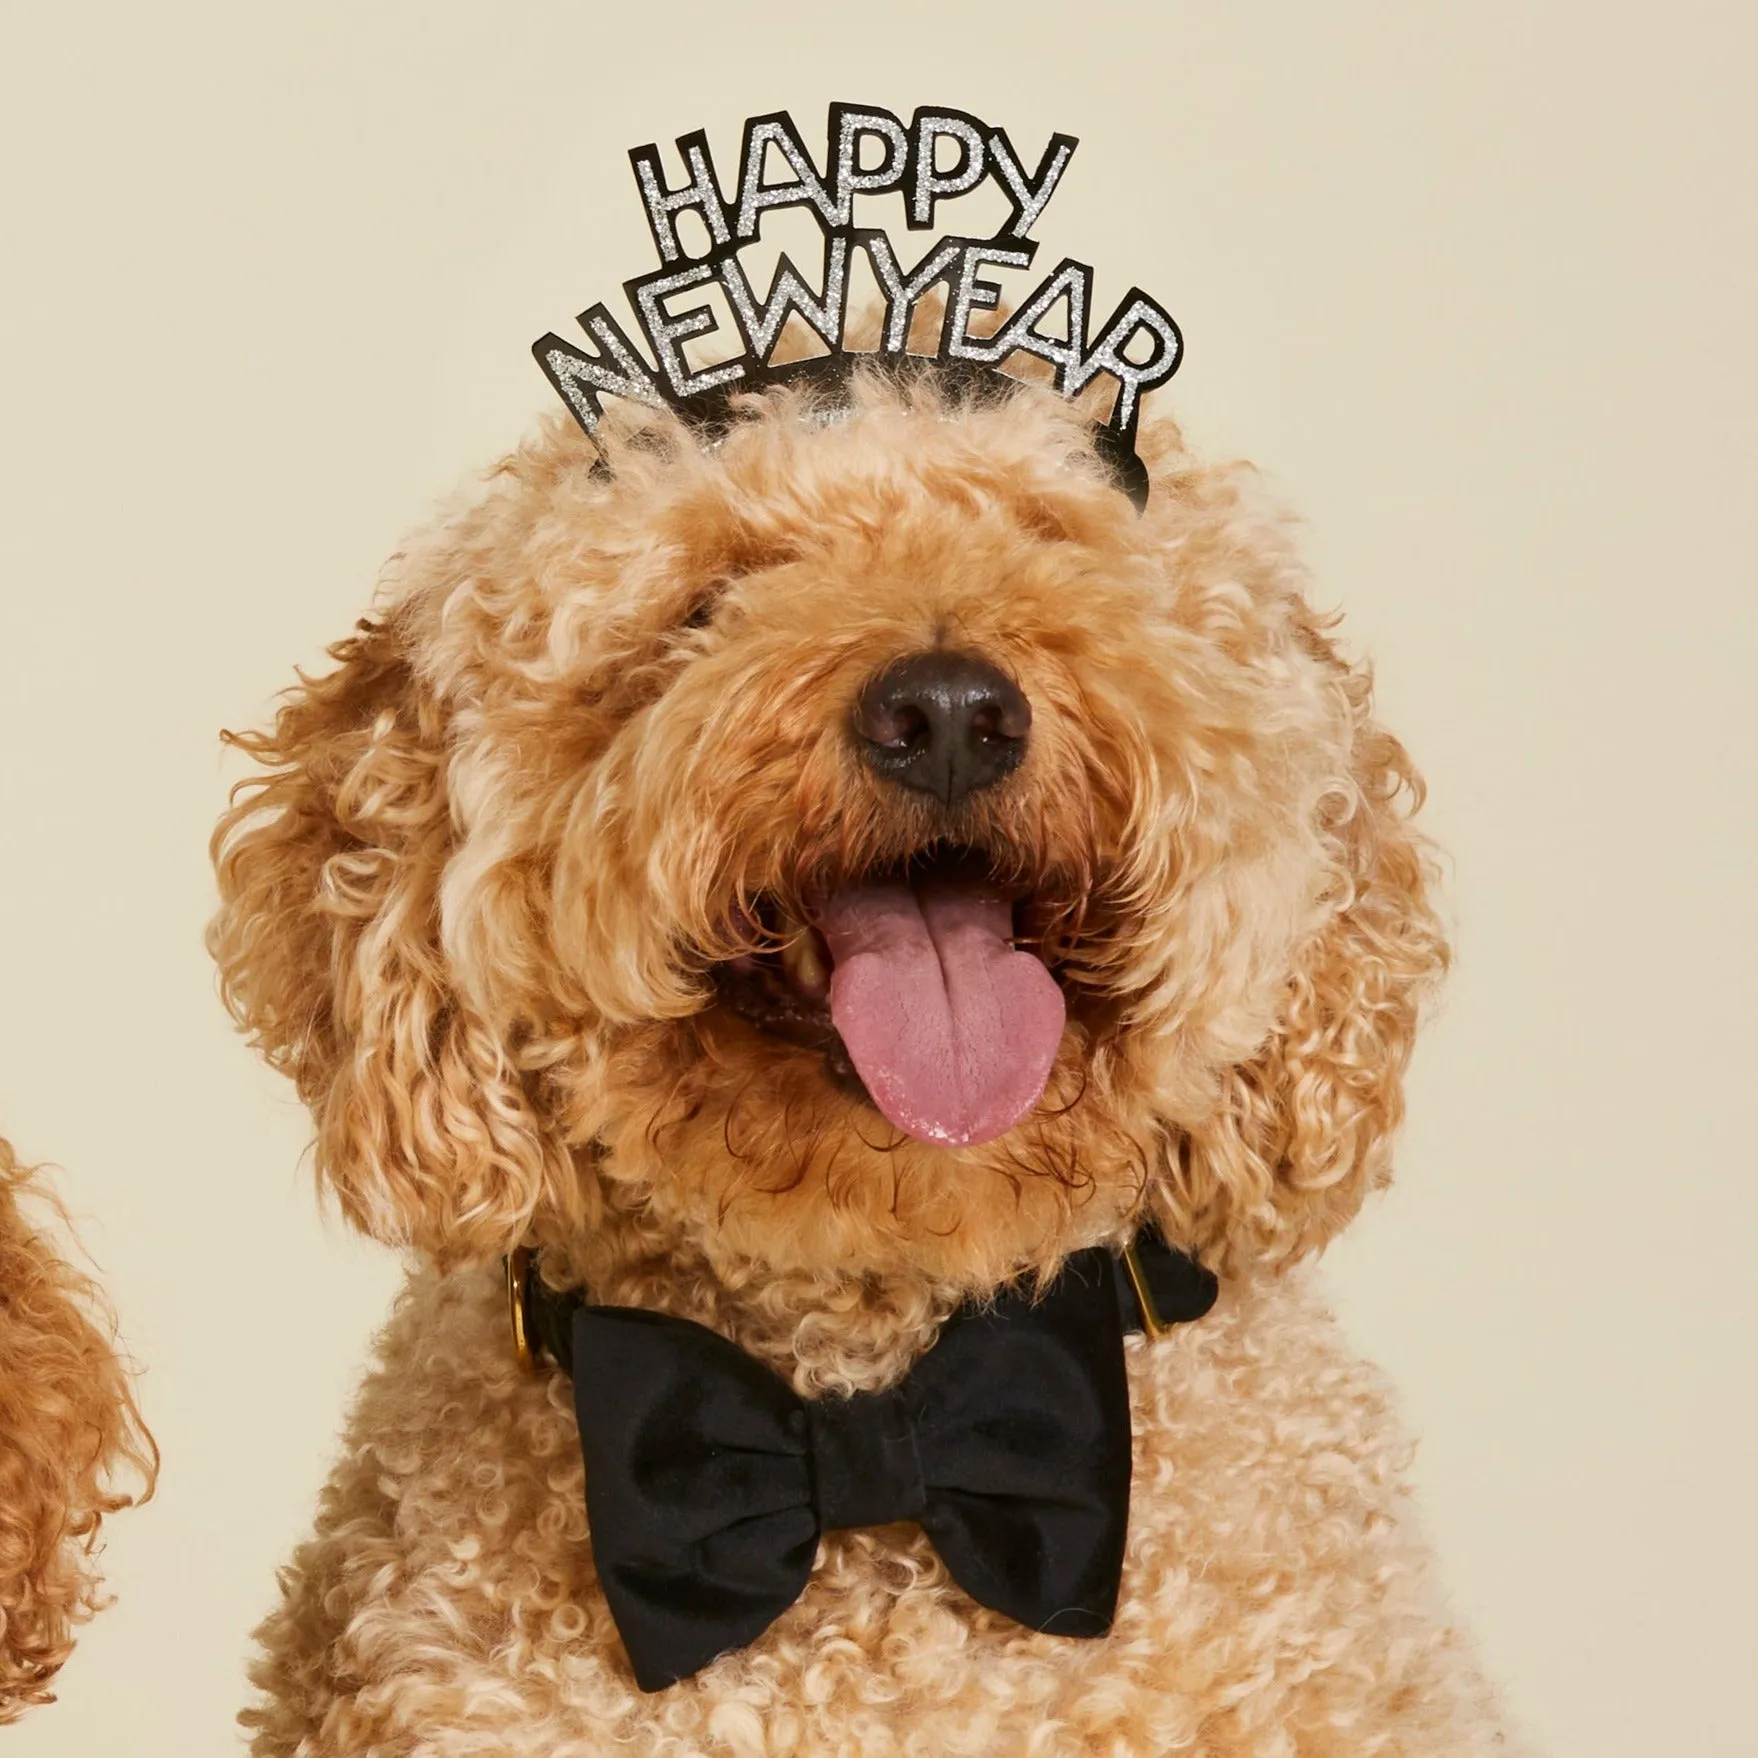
[242,1264,1512,1756]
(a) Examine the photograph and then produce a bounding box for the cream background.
[2,2,1753,1752]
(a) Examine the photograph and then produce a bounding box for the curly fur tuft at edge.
[0,1139,157,1722]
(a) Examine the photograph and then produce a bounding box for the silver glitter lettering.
[533,305,666,430]
[944,243,1035,362]
[720,234,850,361]
[860,233,966,353]
[965,258,1090,381]
[538,103,1182,495]
[832,106,910,210]
[1066,292,1182,436]
[734,117,844,240]
[630,135,732,265]
[633,264,746,399]
[910,112,987,228]
[987,131,1077,239]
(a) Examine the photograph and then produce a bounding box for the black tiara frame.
[533,103,1183,511]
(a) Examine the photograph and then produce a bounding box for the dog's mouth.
[712,844,1070,1148]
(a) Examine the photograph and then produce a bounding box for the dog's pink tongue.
[816,878,1065,1147]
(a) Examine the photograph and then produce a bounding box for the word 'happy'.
[534,104,1183,446]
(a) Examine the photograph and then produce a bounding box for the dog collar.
[507,1224,1217,1380]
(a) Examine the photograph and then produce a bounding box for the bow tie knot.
[808,1386,924,1531]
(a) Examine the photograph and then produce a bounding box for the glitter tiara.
[533,104,1184,509]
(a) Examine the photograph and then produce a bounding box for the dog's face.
[210,374,1444,1290]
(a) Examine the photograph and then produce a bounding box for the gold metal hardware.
[1121,1238,1170,1340]
[506,1247,535,1372]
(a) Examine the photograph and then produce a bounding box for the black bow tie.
[517,1230,1216,1691]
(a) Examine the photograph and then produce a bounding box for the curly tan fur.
[212,368,1510,1753]
[0,1138,156,1722]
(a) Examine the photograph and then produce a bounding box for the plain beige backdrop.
[2,2,1754,1752]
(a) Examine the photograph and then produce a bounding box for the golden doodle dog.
[0,1136,155,1722]
[210,357,1517,1753]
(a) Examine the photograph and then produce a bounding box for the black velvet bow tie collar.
[513,1227,1216,1692]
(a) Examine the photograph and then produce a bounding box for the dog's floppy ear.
[1170,642,1450,1267]
[208,615,568,1264]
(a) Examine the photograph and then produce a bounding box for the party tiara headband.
[533,104,1183,506]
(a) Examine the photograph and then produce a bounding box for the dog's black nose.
[852,651,1031,809]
